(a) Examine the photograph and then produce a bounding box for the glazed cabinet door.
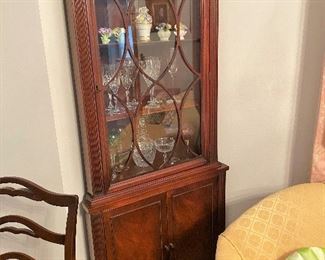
[103,195,167,260]
[91,0,208,186]
[167,179,218,260]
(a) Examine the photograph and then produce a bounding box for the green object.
[100,35,110,44]
[286,247,325,260]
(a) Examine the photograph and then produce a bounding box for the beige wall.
[1,0,324,258]
[0,0,87,259]
[219,0,325,224]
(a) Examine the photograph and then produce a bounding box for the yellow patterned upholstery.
[216,183,325,260]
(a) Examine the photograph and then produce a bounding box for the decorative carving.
[91,214,107,259]
[72,0,106,194]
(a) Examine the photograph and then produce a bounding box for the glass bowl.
[154,137,175,153]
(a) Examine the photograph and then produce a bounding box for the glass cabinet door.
[94,0,202,183]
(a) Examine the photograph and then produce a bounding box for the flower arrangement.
[156,23,172,41]
[173,22,188,40]
[134,7,152,42]
[98,27,112,44]
[135,7,152,24]
[174,22,188,32]
[111,27,126,40]
[156,23,172,32]
[98,27,126,44]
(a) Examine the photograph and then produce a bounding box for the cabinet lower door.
[103,195,167,260]
[168,180,217,260]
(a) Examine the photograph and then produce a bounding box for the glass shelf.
[105,97,197,122]
[99,38,200,48]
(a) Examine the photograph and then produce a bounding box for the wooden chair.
[0,177,79,260]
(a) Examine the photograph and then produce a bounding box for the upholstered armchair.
[216,183,325,260]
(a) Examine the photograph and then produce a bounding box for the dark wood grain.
[168,181,215,260]
[104,195,167,260]
[90,214,108,260]
[0,177,78,260]
[64,0,109,195]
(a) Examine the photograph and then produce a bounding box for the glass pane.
[95,0,202,183]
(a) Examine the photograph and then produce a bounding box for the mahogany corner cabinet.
[64,0,228,259]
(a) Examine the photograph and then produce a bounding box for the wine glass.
[182,125,194,157]
[120,59,137,109]
[140,56,161,107]
[154,137,175,164]
[106,63,121,114]
[102,64,114,113]
[168,59,178,88]
[133,117,156,167]
[151,57,161,106]
[109,128,122,181]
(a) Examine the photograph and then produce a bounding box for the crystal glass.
[120,59,138,109]
[109,127,122,181]
[133,140,156,168]
[103,63,121,114]
[102,64,114,113]
[109,77,120,114]
[167,55,178,88]
[133,117,156,167]
[140,56,161,107]
[154,137,175,164]
[182,125,194,157]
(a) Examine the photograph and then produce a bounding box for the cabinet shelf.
[106,99,197,122]
[112,155,199,184]
[99,38,200,49]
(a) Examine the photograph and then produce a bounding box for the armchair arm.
[216,234,242,260]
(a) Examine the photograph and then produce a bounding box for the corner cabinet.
[64,0,228,259]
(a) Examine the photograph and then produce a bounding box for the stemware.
[133,117,156,168]
[133,141,156,168]
[168,58,178,88]
[154,137,175,164]
[140,56,161,107]
[105,63,121,114]
[109,77,121,114]
[120,59,138,109]
[102,64,114,113]
[109,128,122,181]
[182,125,194,158]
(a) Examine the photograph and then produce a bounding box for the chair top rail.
[0,177,78,208]
[0,215,65,245]
[0,252,35,260]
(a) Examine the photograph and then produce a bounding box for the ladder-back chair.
[0,176,78,260]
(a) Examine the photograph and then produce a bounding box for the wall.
[1,0,324,258]
[0,0,87,259]
[219,0,325,224]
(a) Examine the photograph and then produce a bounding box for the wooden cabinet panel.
[103,196,167,260]
[169,181,216,260]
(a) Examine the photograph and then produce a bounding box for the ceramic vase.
[158,30,171,41]
[136,23,152,42]
[174,29,187,40]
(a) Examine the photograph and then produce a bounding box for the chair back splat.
[0,177,79,260]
